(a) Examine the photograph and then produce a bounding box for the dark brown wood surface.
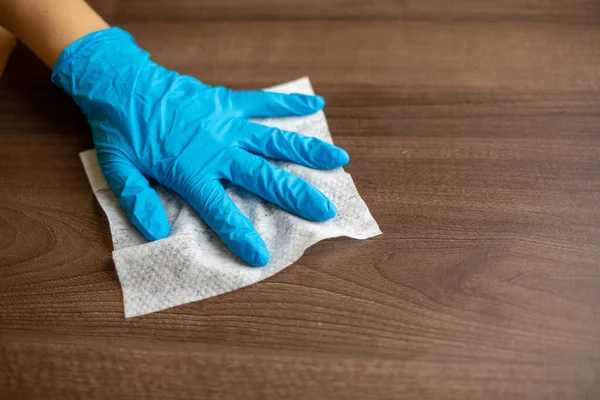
[1,1,600,399]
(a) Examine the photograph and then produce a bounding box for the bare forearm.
[0,0,108,68]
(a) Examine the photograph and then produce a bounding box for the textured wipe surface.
[80,78,381,317]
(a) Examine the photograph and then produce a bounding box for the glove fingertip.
[232,231,270,267]
[136,215,171,241]
[313,145,349,169]
[309,94,326,110]
[299,94,325,112]
[312,198,337,221]
[284,93,325,115]
[333,147,350,167]
[126,190,171,241]
[247,246,271,267]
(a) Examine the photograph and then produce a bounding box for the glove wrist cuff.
[51,27,141,90]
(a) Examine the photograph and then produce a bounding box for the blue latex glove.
[52,27,348,266]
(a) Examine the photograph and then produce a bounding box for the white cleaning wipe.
[80,77,381,317]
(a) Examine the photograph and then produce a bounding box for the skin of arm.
[0,0,109,68]
[0,26,16,77]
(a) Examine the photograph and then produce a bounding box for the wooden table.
[1,1,600,399]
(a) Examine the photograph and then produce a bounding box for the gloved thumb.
[100,156,170,241]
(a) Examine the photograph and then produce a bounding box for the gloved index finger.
[237,119,349,170]
[228,90,325,118]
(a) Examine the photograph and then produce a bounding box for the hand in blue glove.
[52,27,348,266]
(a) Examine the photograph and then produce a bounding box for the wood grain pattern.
[1,0,600,399]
